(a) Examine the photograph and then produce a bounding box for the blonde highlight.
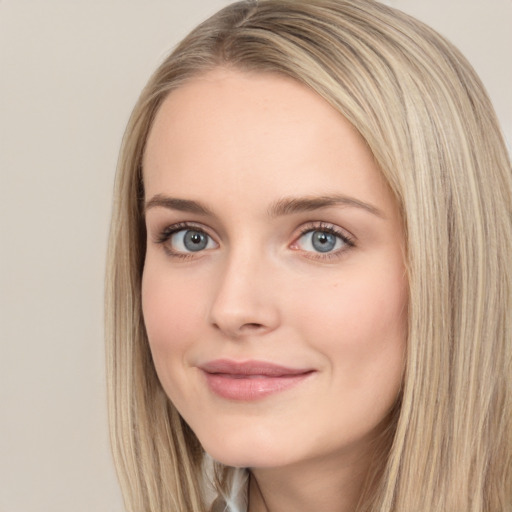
[106,1,512,510]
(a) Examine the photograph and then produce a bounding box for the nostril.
[242,323,264,330]
[211,319,271,338]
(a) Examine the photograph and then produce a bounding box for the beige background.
[0,1,510,511]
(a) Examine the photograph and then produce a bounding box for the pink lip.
[199,359,315,401]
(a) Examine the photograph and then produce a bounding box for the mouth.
[199,359,315,401]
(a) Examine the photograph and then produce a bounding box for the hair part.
[105,1,512,510]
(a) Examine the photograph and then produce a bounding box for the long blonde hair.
[105,1,512,510]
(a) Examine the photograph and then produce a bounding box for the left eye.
[295,229,345,253]
[170,229,216,253]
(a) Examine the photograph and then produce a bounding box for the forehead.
[142,67,394,216]
[144,67,350,169]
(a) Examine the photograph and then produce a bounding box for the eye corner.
[152,222,219,259]
[290,222,356,260]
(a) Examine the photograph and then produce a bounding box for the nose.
[208,249,281,339]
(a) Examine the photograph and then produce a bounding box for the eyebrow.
[267,195,384,218]
[145,194,213,216]
[144,193,384,218]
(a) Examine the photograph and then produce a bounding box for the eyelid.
[151,220,355,260]
[153,221,219,258]
[290,221,355,259]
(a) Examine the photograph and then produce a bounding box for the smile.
[199,359,315,401]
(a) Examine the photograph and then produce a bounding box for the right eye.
[157,225,218,256]
[172,229,215,252]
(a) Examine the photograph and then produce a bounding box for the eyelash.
[154,222,212,260]
[154,221,355,260]
[294,222,355,260]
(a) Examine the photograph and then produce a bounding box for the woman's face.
[142,68,407,470]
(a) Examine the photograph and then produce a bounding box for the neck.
[247,444,380,512]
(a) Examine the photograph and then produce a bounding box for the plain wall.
[0,1,510,511]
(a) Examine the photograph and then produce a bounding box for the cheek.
[305,270,407,432]
[141,263,204,376]
[293,263,408,386]
[296,264,406,332]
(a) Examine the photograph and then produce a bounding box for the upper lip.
[199,359,313,377]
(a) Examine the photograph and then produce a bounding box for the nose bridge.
[208,240,280,337]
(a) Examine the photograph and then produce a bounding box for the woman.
[105,1,512,511]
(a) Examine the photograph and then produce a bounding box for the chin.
[199,431,298,469]
[207,450,294,470]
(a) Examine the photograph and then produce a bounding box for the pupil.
[312,231,336,252]
[184,231,207,251]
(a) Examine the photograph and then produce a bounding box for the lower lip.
[202,372,313,401]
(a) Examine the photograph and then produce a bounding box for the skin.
[142,68,408,512]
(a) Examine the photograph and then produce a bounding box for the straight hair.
[105,1,512,510]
